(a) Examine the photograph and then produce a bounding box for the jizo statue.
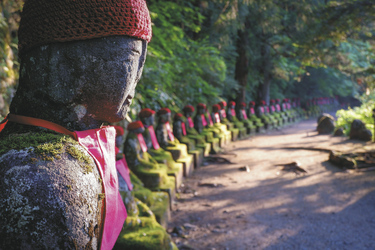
[0,1,151,249]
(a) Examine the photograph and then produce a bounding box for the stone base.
[167,167,183,190]
[189,149,203,169]
[230,128,239,141]
[177,154,194,177]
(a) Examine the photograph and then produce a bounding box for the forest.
[1,0,375,119]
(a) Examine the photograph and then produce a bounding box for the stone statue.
[182,105,211,156]
[247,101,265,132]
[226,101,248,138]
[193,104,221,153]
[155,108,194,177]
[218,101,239,141]
[237,102,257,135]
[0,1,151,249]
[138,108,184,188]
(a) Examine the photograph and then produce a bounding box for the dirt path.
[168,118,375,250]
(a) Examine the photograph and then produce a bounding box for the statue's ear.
[135,40,148,82]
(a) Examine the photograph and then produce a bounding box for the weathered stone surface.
[317,113,335,134]
[349,119,372,141]
[0,135,103,249]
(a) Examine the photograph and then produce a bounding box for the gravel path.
[169,118,375,250]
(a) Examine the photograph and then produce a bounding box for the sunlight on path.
[169,119,375,250]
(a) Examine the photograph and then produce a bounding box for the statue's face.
[31,36,147,123]
[78,36,147,122]
[141,114,155,126]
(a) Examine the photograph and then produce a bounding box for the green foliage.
[336,94,375,135]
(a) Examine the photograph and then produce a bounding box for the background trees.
[1,0,375,118]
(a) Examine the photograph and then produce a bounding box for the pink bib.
[136,133,148,153]
[207,112,213,126]
[75,128,126,250]
[231,109,235,117]
[147,126,160,150]
[115,152,132,191]
[215,113,220,123]
[241,109,248,119]
[165,122,175,142]
[187,117,194,128]
[250,108,255,115]
[201,114,207,127]
[181,122,187,136]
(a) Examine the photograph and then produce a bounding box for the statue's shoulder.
[0,132,94,168]
[0,132,103,249]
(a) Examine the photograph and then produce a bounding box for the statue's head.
[173,113,184,123]
[182,105,195,117]
[229,101,235,109]
[218,101,227,110]
[196,103,206,115]
[240,102,246,110]
[16,0,152,124]
[157,108,171,123]
[249,101,255,108]
[139,108,156,127]
[127,121,145,134]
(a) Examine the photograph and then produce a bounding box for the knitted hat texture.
[139,108,155,118]
[229,101,235,107]
[127,120,144,131]
[219,101,227,108]
[249,101,255,107]
[114,125,124,136]
[174,113,184,121]
[18,0,152,57]
[240,102,246,108]
[212,104,221,113]
[157,108,171,115]
[197,103,206,109]
[183,105,195,113]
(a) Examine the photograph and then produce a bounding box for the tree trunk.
[258,43,272,104]
[234,29,249,104]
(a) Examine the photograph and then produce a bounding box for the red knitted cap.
[219,101,227,108]
[127,120,144,131]
[261,100,266,105]
[183,105,195,113]
[249,101,255,106]
[229,101,235,107]
[114,125,124,136]
[139,108,155,118]
[157,108,171,115]
[270,99,275,104]
[174,113,184,121]
[197,103,206,109]
[18,0,152,57]
[212,104,221,113]
[240,102,246,108]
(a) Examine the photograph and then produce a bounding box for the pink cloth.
[221,109,226,118]
[181,122,187,136]
[207,112,213,126]
[116,157,133,191]
[187,117,194,128]
[76,128,126,250]
[165,122,175,142]
[136,133,148,152]
[215,113,220,123]
[201,114,207,127]
[148,126,160,150]
[276,104,281,111]
[271,106,275,112]
[250,108,255,115]
[266,106,270,113]
[241,109,248,120]
[260,107,264,113]
[231,109,235,117]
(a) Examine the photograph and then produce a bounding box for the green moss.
[98,193,105,200]
[115,217,175,250]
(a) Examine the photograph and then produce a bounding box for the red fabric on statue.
[187,117,194,128]
[215,113,220,123]
[116,157,133,191]
[241,110,248,119]
[147,126,160,150]
[165,122,175,141]
[201,114,207,127]
[250,108,255,115]
[136,133,148,152]
[181,122,187,136]
[231,109,235,117]
[76,128,126,250]
[207,112,213,126]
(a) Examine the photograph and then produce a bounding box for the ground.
[168,117,375,250]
